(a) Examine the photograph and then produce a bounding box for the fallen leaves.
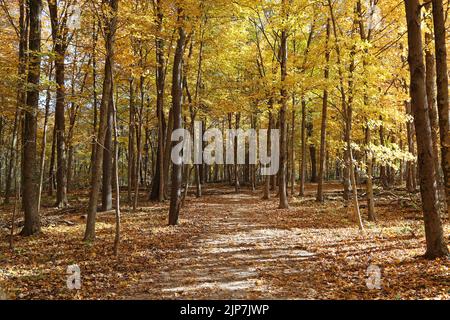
[0,184,449,300]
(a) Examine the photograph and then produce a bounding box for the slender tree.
[4,0,27,205]
[168,9,186,226]
[432,0,450,217]
[278,0,289,209]
[48,0,73,208]
[317,19,330,203]
[84,0,119,241]
[149,0,166,202]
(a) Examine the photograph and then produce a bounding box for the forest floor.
[0,183,449,300]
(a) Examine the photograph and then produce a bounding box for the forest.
[0,0,449,300]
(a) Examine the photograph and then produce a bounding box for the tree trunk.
[309,142,317,182]
[168,11,186,226]
[163,109,174,197]
[356,0,376,221]
[133,76,145,211]
[112,83,121,256]
[234,113,241,193]
[91,20,99,176]
[366,126,376,221]
[21,0,42,236]
[128,78,136,204]
[84,0,118,242]
[5,107,20,205]
[290,105,295,195]
[406,102,417,192]
[317,19,330,203]
[432,0,450,217]
[328,0,362,229]
[379,121,390,189]
[38,64,53,211]
[102,96,113,212]
[404,0,448,259]
[48,125,57,196]
[48,0,69,208]
[424,6,444,211]
[149,0,166,202]
[263,109,272,200]
[278,2,289,209]
[5,0,27,205]
[299,97,307,197]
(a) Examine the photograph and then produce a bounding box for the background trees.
[0,0,448,258]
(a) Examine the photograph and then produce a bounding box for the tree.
[168,9,186,226]
[432,0,450,217]
[3,0,27,205]
[278,0,289,209]
[84,0,119,241]
[404,0,448,259]
[21,0,43,236]
[317,19,330,203]
[101,92,113,212]
[48,0,74,208]
[149,0,166,203]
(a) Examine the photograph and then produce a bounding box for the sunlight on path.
[131,189,316,299]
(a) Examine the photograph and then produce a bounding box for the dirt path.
[131,187,318,299]
[128,185,449,300]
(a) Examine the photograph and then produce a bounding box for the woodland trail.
[128,184,449,300]
[0,184,448,300]
[131,187,319,299]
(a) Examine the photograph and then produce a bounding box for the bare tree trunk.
[128,78,136,204]
[10,100,22,250]
[432,0,450,217]
[21,0,42,236]
[234,113,241,193]
[379,121,390,189]
[308,127,317,183]
[168,11,186,226]
[163,109,173,197]
[346,28,364,232]
[365,126,376,221]
[149,0,166,202]
[48,125,56,196]
[406,102,416,192]
[328,0,363,230]
[278,1,289,209]
[317,19,330,203]
[299,98,307,197]
[133,76,144,211]
[193,24,206,198]
[251,113,257,192]
[91,20,99,176]
[263,109,272,200]
[424,5,444,212]
[5,108,20,205]
[101,96,113,212]
[5,0,27,205]
[112,84,121,256]
[404,0,448,259]
[38,64,53,211]
[48,1,69,209]
[84,0,118,242]
[290,105,295,195]
[356,0,375,220]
